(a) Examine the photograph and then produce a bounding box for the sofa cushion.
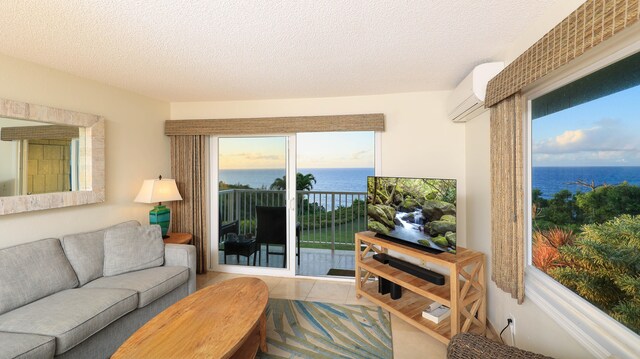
[103,225,164,276]
[0,288,137,355]
[0,238,78,316]
[61,220,140,286]
[84,266,189,308]
[0,331,55,359]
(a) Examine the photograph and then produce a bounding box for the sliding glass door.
[295,132,375,277]
[211,132,376,277]
[212,135,297,275]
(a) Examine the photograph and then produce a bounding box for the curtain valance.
[165,113,384,136]
[486,0,640,108]
[1,125,79,141]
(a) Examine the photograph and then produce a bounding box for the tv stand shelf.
[355,231,486,344]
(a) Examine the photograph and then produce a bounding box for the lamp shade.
[134,178,183,204]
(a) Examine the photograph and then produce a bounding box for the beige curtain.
[490,93,525,303]
[170,135,208,274]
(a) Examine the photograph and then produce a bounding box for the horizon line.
[533,165,640,167]
[219,166,375,170]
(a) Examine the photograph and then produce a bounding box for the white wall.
[0,53,170,248]
[465,1,594,357]
[171,91,467,246]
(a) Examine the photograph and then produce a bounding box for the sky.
[218,131,374,170]
[532,85,640,167]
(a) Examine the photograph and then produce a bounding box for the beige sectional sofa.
[0,221,196,359]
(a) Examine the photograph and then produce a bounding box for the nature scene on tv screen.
[531,59,640,334]
[367,177,456,253]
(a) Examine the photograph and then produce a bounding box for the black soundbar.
[372,253,445,286]
[373,253,389,264]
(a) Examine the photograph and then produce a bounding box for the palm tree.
[296,173,316,191]
[270,172,316,191]
[270,176,286,190]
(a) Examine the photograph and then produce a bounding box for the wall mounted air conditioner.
[447,62,504,123]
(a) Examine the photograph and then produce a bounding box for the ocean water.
[302,168,374,192]
[219,168,285,189]
[532,166,640,198]
[221,166,640,198]
[219,167,374,192]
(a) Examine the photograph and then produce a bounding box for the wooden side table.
[163,232,193,245]
[223,236,259,266]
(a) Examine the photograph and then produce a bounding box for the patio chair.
[221,214,260,265]
[219,213,238,241]
[255,206,300,268]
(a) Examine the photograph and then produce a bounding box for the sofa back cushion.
[61,220,140,286]
[0,238,79,315]
[103,225,165,276]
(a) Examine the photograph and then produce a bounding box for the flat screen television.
[367,176,457,254]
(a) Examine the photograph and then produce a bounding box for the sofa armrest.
[164,244,196,294]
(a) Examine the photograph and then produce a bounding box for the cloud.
[533,119,638,155]
[228,152,281,161]
[533,118,640,165]
[554,129,585,145]
[350,150,372,160]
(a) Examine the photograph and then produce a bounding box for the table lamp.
[134,175,183,237]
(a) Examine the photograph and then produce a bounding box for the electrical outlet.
[508,313,516,335]
[506,314,516,346]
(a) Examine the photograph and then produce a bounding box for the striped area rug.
[257,298,393,359]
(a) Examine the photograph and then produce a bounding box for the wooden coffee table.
[112,277,269,359]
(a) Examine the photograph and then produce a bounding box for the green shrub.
[576,183,640,223]
[549,215,640,334]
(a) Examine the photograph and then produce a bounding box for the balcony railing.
[219,189,367,251]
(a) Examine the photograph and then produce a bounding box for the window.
[526,47,640,357]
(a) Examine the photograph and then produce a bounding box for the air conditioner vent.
[447,62,504,123]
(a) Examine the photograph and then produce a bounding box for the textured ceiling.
[0,1,562,102]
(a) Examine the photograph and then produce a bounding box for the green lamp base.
[149,205,171,237]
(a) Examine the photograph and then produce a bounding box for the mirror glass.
[0,98,104,215]
[0,117,87,197]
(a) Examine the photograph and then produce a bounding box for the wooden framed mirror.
[0,98,105,215]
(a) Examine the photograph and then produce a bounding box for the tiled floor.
[297,248,355,277]
[218,246,356,277]
[197,271,447,359]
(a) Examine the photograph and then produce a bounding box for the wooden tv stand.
[355,231,486,344]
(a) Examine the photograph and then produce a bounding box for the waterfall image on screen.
[367,176,457,254]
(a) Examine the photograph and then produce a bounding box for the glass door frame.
[209,134,298,277]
